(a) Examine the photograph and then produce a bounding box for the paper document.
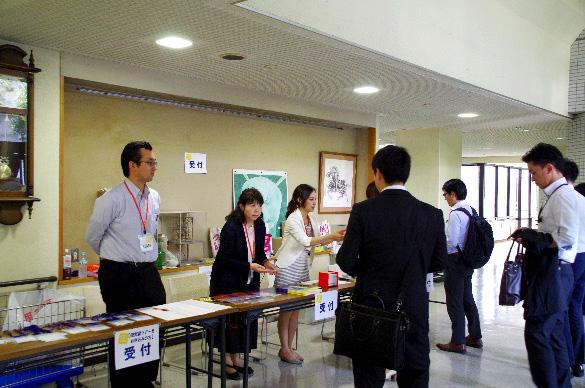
[124,313,153,321]
[139,300,230,321]
[36,333,67,342]
[87,324,110,331]
[108,319,134,327]
[62,326,90,335]
[13,336,37,343]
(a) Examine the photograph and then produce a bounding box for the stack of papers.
[138,300,230,321]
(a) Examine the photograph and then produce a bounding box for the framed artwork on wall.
[319,151,357,213]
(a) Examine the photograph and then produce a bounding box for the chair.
[158,273,210,385]
[169,273,209,302]
[81,286,106,316]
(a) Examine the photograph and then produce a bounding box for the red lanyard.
[124,181,149,234]
[243,223,255,259]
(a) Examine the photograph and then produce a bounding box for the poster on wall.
[233,169,288,237]
[319,152,357,213]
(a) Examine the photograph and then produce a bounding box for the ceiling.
[0,0,573,156]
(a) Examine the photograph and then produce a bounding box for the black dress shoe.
[234,365,254,376]
[572,364,584,377]
[226,370,241,380]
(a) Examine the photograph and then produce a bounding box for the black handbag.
[333,292,409,369]
[499,242,525,306]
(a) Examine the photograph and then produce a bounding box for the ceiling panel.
[0,0,572,156]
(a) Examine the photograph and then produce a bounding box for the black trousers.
[352,361,430,388]
[525,311,571,388]
[98,259,167,388]
[559,263,575,366]
[444,256,482,344]
[352,360,385,388]
[352,320,430,388]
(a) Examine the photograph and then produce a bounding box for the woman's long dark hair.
[226,188,264,223]
[285,184,316,218]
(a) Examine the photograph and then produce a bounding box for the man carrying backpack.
[437,179,484,353]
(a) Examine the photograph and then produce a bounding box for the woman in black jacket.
[210,188,277,379]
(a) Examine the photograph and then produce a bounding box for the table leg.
[185,324,191,388]
[243,312,251,388]
[208,326,214,388]
[220,316,226,388]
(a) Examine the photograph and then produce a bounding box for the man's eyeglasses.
[138,160,158,167]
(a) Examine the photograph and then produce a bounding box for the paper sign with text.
[314,290,338,321]
[114,324,160,370]
[426,273,434,293]
[184,153,207,174]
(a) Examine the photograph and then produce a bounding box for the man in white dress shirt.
[511,143,578,388]
[436,179,482,354]
[562,159,585,377]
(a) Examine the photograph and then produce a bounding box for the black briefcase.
[499,242,525,306]
[333,294,409,370]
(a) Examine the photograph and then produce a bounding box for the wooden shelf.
[58,265,207,285]
[58,277,97,286]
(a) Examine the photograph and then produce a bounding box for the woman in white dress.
[274,184,345,363]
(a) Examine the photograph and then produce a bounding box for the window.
[462,164,536,229]
[461,165,480,210]
[483,165,496,219]
[497,167,508,217]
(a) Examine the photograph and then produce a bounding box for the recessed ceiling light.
[221,54,245,61]
[522,129,530,132]
[353,86,379,94]
[556,137,564,140]
[457,113,479,118]
[156,36,192,49]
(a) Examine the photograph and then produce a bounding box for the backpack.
[453,207,495,269]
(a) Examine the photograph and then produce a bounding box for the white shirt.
[244,224,254,284]
[85,179,160,263]
[381,184,407,192]
[446,201,472,255]
[274,209,320,269]
[571,186,585,254]
[538,177,579,263]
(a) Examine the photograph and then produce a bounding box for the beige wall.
[394,128,462,215]
[0,41,61,283]
[64,91,368,261]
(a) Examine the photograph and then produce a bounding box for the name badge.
[426,273,434,293]
[139,234,154,252]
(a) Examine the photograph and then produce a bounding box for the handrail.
[0,276,58,288]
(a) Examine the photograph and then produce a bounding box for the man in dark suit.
[336,145,447,388]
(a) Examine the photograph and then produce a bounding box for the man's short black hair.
[562,159,579,183]
[371,145,411,184]
[442,179,467,200]
[521,143,565,172]
[121,141,152,177]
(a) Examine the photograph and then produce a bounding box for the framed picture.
[319,152,357,213]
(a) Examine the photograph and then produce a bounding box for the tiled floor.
[74,242,585,387]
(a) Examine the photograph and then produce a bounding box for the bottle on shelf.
[63,248,72,280]
[156,241,165,270]
[78,251,88,278]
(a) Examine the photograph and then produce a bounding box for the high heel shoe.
[225,365,241,380]
[233,365,254,376]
